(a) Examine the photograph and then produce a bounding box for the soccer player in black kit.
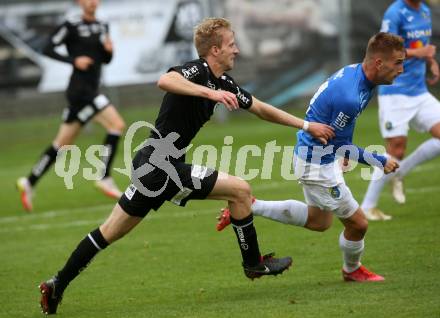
[38,18,335,315]
[17,0,125,212]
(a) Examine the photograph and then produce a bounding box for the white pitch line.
[0,219,103,233]
[406,186,440,194]
[0,182,288,225]
[6,182,438,235]
[0,208,217,234]
[0,204,113,224]
[0,176,440,226]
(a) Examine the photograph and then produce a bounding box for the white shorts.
[293,155,344,187]
[293,155,358,218]
[378,93,440,138]
[302,182,359,219]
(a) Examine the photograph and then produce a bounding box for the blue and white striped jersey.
[379,0,432,96]
[295,63,387,167]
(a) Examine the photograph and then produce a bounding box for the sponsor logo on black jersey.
[236,87,250,105]
[207,80,216,90]
[182,65,199,79]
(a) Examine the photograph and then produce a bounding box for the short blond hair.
[366,32,405,59]
[194,18,231,58]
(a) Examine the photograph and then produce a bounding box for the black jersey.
[43,16,112,99]
[150,58,253,156]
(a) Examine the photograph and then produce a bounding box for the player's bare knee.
[388,144,404,158]
[306,208,332,232]
[352,218,368,236]
[387,138,407,159]
[309,225,325,232]
[429,122,440,138]
[310,218,332,232]
[231,178,252,203]
[394,148,405,160]
[315,220,332,232]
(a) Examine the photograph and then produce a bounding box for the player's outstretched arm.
[248,96,334,144]
[343,143,398,174]
[157,72,239,109]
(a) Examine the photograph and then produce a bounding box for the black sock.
[230,214,261,267]
[56,228,109,293]
[102,133,120,178]
[28,145,58,186]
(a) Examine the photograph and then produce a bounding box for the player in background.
[17,0,125,212]
[217,32,403,282]
[37,18,335,315]
[361,0,440,220]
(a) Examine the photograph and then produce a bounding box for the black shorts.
[62,94,111,125]
[118,149,218,218]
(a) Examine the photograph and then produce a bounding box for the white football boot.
[363,207,392,221]
[391,177,406,204]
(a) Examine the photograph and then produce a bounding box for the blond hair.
[194,18,231,57]
[366,32,405,59]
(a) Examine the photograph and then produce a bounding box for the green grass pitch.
[0,103,439,318]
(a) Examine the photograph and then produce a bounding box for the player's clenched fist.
[384,158,399,174]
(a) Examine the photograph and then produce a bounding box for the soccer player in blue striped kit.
[217,32,404,282]
[362,0,440,220]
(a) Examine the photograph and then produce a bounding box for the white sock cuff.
[291,200,308,227]
[251,199,263,214]
[339,232,364,250]
[252,199,308,227]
